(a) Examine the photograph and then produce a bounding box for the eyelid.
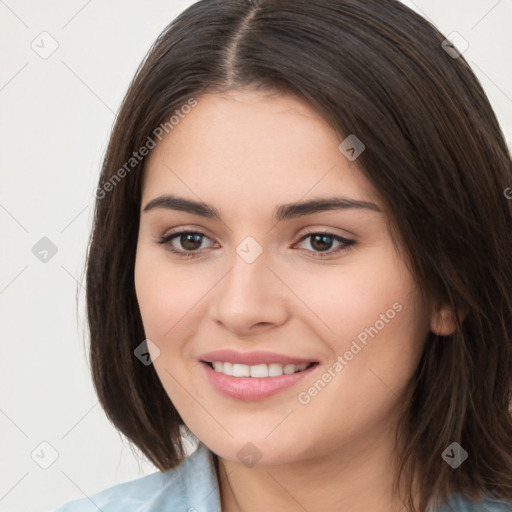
[293,229,356,258]
[296,227,354,243]
[158,228,216,250]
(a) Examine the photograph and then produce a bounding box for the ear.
[429,304,466,336]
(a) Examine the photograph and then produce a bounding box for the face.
[134,88,433,466]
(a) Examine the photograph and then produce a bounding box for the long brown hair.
[85,0,512,510]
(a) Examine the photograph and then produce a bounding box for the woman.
[51,0,512,510]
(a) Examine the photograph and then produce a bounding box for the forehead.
[141,89,381,214]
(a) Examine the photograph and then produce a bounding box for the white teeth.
[223,362,233,376]
[283,364,296,375]
[268,363,284,376]
[250,364,268,378]
[232,363,250,377]
[210,361,310,378]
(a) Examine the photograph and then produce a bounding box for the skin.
[134,88,456,512]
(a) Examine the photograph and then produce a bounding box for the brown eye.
[309,234,336,252]
[157,230,214,258]
[296,232,356,258]
[178,233,204,251]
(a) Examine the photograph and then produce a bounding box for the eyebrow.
[142,194,382,221]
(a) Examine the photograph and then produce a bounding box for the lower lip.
[201,361,318,401]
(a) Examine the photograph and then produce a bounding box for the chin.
[201,433,310,467]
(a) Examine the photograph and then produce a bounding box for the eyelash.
[157,229,356,259]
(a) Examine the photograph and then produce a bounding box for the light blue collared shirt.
[47,442,512,511]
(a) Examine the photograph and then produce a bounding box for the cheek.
[135,248,201,338]
[291,273,427,453]
[294,253,415,348]
[301,250,428,391]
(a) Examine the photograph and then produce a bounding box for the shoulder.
[433,494,512,512]
[47,442,221,512]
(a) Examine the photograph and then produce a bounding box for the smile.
[200,360,319,401]
[207,361,314,377]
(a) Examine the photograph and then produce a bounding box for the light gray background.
[1,1,511,511]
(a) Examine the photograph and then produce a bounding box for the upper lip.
[200,349,318,366]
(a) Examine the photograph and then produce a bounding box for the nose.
[210,244,290,337]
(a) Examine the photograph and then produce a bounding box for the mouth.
[200,360,320,401]
[202,360,318,378]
